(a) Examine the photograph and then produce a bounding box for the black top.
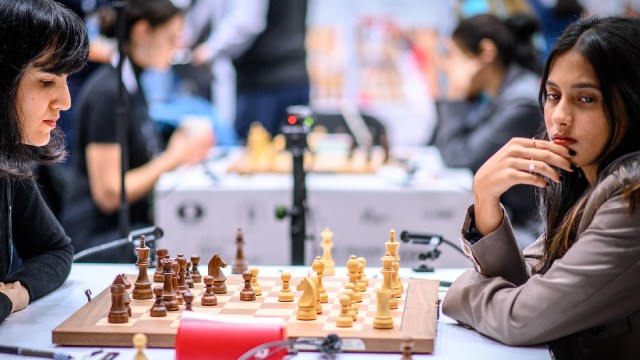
[0,178,74,323]
[233,0,309,90]
[62,64,162,262]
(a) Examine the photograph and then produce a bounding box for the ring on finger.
[529,159,535,174]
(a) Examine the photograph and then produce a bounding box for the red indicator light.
[287,115,297,125]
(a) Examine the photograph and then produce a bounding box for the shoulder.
[579,152,640,232]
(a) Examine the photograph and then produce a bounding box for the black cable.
[440,238,467,257]
[238,334,342,360]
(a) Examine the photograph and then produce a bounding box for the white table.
[154,146,475,269]
[0,264,550,359]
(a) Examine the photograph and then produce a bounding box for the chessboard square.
[260,280,277,286]
[95,318,135,327]
[138,312,180,321]
[255,308,293,317]
[323,322,364,332]
[130,305,150,313]
[170,320,180,328]
[263,297,288,304]
[222,302,262,310]
[287,315,329,323]
[215,295,232,302]
[327,310,341,317]
[362,316,402,326]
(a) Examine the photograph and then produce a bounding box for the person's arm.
[4,179,73,306]
[442,193,640,345]
[192,0,269,63]
[433,99,542,172]
[86,128,212,214]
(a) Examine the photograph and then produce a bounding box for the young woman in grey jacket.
[442,16,640,359]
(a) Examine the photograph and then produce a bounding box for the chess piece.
[381,253,398,310]
[401,336,414,360]
[232,228,248,274]
[357,257,368,289]
[373,289,394,329]
[185,262,195,289]
[312,256,328,303]
[176,254,189,292]
[161,256,179,311]
[133,333,148,360]
[120,273,131,289]
[386,229,402,292]
[239,271,256,301]
[133,236,153,300]
[108,284,128,323]
[296,275,318,320]
[356,261,366,292]
[346,255,363,302]
[200,275,218,306]
[320,227,335,275]
[277,272,294,302]
[209,254,227,294]
[190,255,202,283]
[113,275,131,316]
[344,283,358,319]
[183,291,194,311]
[392,261,402,298]
[171,261,183,305]
[150,285,167,317]
[154,249,169,282]
[335,294,354,327]
[249,267,262,296]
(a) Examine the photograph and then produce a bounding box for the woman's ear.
[478,38,498,63]
[130,19,151,45]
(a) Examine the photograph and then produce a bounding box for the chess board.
[53,274,439,353]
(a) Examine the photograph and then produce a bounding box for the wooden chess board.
[53,275,439,353]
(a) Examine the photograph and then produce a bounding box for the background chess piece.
[133,333,148,360]
[232,228,248,274]
[200,275,218,306]
[150,285,167,317]
[320,227,335,275]
[296,275,318,320]
[249,267,262,296]
[154,248,168,282]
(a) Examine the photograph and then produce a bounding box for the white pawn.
[133,333,148,360]
[336,294,354,327]
[250,267,262,296]
[278,272,294,302]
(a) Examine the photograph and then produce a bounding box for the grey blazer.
[442,156,640,359]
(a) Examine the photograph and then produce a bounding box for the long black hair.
[453,13,542,74]
[536,16,640,273]
[98,0,181,42]
[0,0,89,178]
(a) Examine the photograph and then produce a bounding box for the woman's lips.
[43,120,57,128]
[552,136,576,147]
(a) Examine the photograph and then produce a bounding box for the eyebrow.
[546,80,601,91]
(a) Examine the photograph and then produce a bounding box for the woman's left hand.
[0,281,29,313]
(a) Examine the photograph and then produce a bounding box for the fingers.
[507,137,575,173]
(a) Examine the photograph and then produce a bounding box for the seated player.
[442,17,640,358]
[0,0,89,323]
[62,0,213,262]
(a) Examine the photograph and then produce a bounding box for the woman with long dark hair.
[0,0,89,323]
[442,16,640,358]
[431,13,544,229]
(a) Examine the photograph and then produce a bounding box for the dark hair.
[99,0,181,41]
[453,13,541,74]
[0,0,89,178]
[536,16,640,273]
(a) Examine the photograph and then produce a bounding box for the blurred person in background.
[191,0,310,141]
[62,0,213,263]
[430,13,544,243]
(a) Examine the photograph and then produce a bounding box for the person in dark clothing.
[192,0,309,141]
[431,14,544,232]
[62,0,212,263]
[0,0,89,323]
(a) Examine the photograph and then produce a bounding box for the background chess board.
[53,274,439,353]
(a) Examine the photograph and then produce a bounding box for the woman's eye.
[579,96,595,103]
[41,80,55,87]
[546,94,559,101]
